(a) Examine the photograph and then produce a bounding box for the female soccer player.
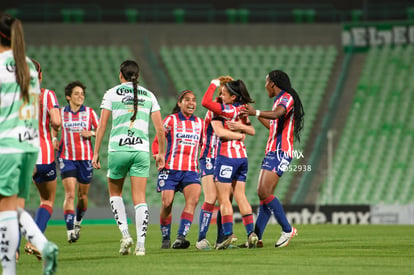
[92,60,165,256]
[58,80,99,243]
[24,59,61,260]
[202,79,257,249]
[0,12,58,274]
[152,90,203,249]
[196,76,248,250]
[240,69,304,248]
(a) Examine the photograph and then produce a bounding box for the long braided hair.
[268,70,304,143]
[120,60,139,122]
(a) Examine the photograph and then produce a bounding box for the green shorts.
[0,152,38,199]
[107,151,150,179]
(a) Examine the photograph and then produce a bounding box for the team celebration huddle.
[0,12,304,275]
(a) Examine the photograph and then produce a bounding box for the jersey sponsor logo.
[19,120,38,142]
[63,121,87,129]
[219,165,233,178]
[175,133,200,140]
[118,136,143,146]
[178,140,196,146]
[121,96,146,105]
[116,87,148,97]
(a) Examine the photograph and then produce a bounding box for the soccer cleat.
[231,234,238,245]
[74,224,81,241]
[67,230,78,243]
[134,247,145,256]
[161,239,171,249]
[119,236,134,255]
[275,227,297,248]
[42,241,58,275]
[257,240,264,248]
[25,242,42,260]
[215,234,233,250]
[248,232,259,248]
[171,237,190,249]
[196,239,212,250]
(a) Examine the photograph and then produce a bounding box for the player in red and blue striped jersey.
[152,90,203,249]
[197,76,249,250]
[202,79,258,249]
[23,59,61,259]
[58,81,99,243]
[241,70,304,248]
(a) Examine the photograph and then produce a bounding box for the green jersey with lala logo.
[0,50,40,154]
[100,82,160,152]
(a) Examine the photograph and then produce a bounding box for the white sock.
[0,211,19,275]
[135,203,149,249]
[110,196,130,237]
[17,207,47,254]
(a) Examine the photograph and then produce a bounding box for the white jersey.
[100,82,160,152]
[0,50,40,154]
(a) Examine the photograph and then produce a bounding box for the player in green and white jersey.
[0,13,58,274]
[92,60,165,256]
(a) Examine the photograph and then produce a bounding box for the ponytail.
[1,14,30,102]
[130,75,139,122]
[119,60,140,122]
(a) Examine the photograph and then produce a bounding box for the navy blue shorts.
[199,157,215,177]
[157,169,200,192]
[261,151,292,177]
[214,156,247,183]
[33,162,57,184]
[59,158,93,184]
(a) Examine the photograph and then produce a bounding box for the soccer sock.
[160,216,172,241]
[254,201,272,239]
[177,211,193,238]
[135,203,149,249]
[109,196,130,237]
[242,214,254,236]
[0,211,19,274]
[63,210,75,231]
[75,205,87,224]
[221,215,233,237]
[198,202,215,241]
[264,195,292,233]
[17,207,47,254]
[216,209,224,243]
[34,204,53,233]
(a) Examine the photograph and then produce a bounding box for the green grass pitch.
[16,224,414,274]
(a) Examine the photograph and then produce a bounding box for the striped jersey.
[59,105,99,160]
[214,103,248,159]
[100,82,160,152]
[199,110,218,159]
[37,88,60,164]
[266,91,295,155]
[0,50,40,154]
[163,112,203,171]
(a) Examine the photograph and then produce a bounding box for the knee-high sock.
[0,211,19,274]
[35,204,53,233]
[17,207,47,254]
[63,210,75,231]
[242,214,254,236]
[160,216,172,241]
[264,195,291,233]
[110,196,130,237]
[198,202,215,241]
[135,203,149,249]
[254,201,272,239]
[177,211,193,238]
